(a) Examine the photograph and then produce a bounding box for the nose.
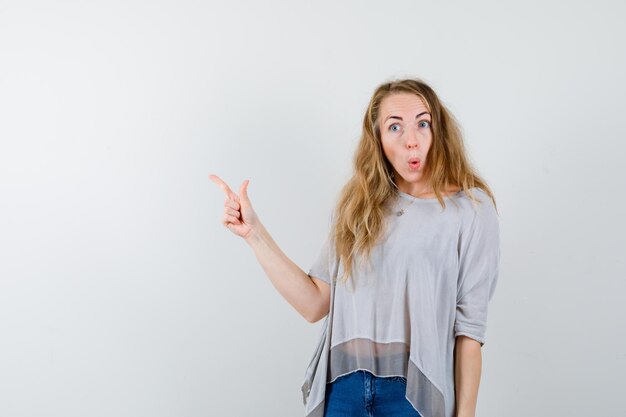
[406,126,419,149]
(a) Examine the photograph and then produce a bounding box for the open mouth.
[408,158,421,169]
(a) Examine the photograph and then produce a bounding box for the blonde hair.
[330,77,498,284]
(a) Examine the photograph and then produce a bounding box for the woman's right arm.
[209,174,330,323]
[245,223,330,323]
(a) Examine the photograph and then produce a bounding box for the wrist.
[244,223,267,246]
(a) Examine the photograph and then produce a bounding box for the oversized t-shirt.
[300,187,501,417]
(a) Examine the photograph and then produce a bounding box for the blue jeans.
[324,370,423,417]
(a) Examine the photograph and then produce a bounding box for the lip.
[407,158,421,171]
[408,157,421,164]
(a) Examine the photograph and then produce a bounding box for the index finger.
[209,174,237,200]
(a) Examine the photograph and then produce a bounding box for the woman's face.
[378,92,433,195]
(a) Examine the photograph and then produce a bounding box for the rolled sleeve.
[454,197,501,347]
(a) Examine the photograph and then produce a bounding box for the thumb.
[239,179,251,204]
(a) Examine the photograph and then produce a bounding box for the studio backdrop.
[0,1,624,416]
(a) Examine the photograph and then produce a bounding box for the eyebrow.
[384,111,431,124]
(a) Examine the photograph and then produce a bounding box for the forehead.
[379,92,430,117]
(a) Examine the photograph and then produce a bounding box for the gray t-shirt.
[300,187,501,417]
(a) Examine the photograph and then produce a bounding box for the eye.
[389,123,401,132]
[419,120,431,129]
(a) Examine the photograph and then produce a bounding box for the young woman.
[209,78,501,417]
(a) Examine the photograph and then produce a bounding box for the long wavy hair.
[330,77,498,284]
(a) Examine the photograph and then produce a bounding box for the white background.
[1,0,624,416]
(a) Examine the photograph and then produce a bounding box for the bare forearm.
[245,222,321,322]
[454,336,482,417]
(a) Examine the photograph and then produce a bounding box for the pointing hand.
[209,174,260,240]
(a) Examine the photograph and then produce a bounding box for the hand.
[208,174,261,240]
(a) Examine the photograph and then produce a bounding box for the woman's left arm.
[454,335,482,417]
[454,194,501,416]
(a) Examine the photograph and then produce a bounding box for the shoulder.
[456,188,499,228]
[457,187,495,209]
